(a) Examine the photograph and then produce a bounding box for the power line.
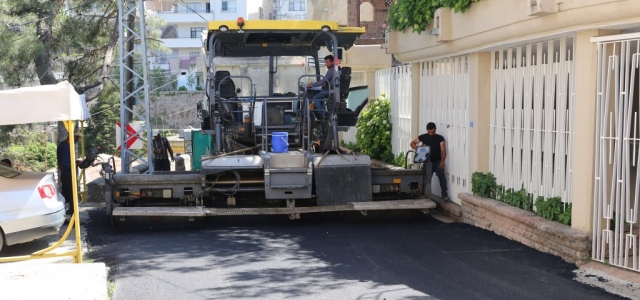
[176,0,208,22]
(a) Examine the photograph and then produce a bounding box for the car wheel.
[0,227,5,252]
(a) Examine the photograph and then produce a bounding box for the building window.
[222,0,237,12]
[190,27,205,38]
[189,52,200,59]
[289,0,305,11]
[360,2,374,22]
[259,7,264,19]
[185,2,203,12]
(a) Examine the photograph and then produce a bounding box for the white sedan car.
[0,164,66,252]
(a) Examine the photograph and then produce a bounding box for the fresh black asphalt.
[85,209,624,300]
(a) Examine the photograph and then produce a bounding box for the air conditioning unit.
[528,0,558,16]
[431,8,452,42]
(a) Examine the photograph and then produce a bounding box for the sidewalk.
[575,261,640,300]
[0,204,108,300]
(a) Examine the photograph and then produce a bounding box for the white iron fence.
[420,57,470,203]
[592,36,640,272]
[376,68,391,98]
[489,38,576,204]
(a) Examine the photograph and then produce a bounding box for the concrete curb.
[458,193,591,264]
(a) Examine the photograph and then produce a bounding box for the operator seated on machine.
[306,54,338,118]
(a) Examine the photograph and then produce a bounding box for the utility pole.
[118,0,153,174]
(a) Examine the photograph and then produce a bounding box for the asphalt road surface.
[85,210,624,300]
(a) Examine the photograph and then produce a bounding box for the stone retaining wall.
[459,193,591,264]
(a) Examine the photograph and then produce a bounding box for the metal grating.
[592,36,640,273]
[420,56,471,205]
[489,38,576,203]
[269,153,306,168]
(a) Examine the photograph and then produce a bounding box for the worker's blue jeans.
[424,160,448,199]
[311,92,329,117]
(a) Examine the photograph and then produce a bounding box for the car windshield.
[0,164,22,178]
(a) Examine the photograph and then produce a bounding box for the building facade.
[383,0,640,273]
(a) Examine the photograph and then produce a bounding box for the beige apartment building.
[382,0,640,272]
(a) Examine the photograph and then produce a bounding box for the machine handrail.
[298,74,325,151]
[217,75,257,153]
[262,96,268,152]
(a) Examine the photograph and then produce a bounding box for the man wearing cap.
[153,131,174,172]
[410,122,449,201]
[57,133,82,216]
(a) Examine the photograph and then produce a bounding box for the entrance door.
[592,35,640,272]
[420,57,470,204]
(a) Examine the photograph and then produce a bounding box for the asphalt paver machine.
[103,19,435,224]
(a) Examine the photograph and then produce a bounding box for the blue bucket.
[271,132,289,153]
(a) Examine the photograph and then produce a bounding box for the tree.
[186,67,197,90]
[84,81,119,155]
[0,0,168,141]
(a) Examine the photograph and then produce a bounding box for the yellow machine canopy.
[205,20,366,57]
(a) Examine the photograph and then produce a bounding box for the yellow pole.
[64,121,83,263]
[80,121,87,203]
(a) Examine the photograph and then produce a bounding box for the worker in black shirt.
[410,122,449,201]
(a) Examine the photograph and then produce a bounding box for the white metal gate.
[489,38,576,203]
[375,68,391,98]
[390,65,413,156]
[420,57,470,204]
[592,35,640,272]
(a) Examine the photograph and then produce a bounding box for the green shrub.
[471,171,497,198]
[393,152,408,169]
[340,140,358,150]
[354,94,394,163]
[195,86,203,91]
[178,86,187,91]
[0,129,57,172]
[471,171,571,225]
[388,0,480,34]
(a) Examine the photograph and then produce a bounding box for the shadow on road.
[84,209,623,300]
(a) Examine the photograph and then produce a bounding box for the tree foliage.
[84,81,119,154]
[0,0,167,99]
[354,95,394,163]
[388,0,480,33]
[0,127,57,171]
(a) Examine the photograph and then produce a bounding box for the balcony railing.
[154,8,210,14]
[161,34,204,39]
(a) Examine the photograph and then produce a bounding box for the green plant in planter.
[493,184,504,201]
[512,186,533,211]
[535,197,564,221]
[471,172,497,198]
[558,203,572,226]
